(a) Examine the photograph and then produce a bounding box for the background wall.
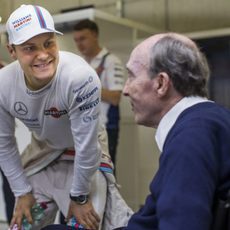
[1,0,230,33]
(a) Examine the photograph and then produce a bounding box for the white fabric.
[155,96,210,152]
[0,51,102,197]
[101,171,134,229]
[27,161,107,230]
[89,48,124,125]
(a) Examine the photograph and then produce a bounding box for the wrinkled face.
[123,47,160,127]
[10,33,59,90]
[73,29,98,57]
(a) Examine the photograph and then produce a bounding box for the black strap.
[95,52,110,78]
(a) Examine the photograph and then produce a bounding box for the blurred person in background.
[73,19,124,175]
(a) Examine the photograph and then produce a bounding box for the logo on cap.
[12,14,32,31]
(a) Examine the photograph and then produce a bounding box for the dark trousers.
[1,170,15,224]
[41,224,125,230]
[41,225,70,230]
[106,128,119,175]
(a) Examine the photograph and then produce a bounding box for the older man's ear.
[153,72,171,96]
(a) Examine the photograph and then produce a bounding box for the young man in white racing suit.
[0,4,132,230]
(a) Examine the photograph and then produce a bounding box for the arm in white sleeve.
[0,103,32,197]
[66,67,102,196]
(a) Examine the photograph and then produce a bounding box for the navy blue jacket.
[124,102,230,230]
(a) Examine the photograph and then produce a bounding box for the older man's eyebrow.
[126,61,148,75]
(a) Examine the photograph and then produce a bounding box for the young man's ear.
[7,44,17,60]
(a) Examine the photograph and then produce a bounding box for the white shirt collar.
[155,96,210,152]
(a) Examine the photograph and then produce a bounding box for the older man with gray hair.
[121,33,230,230]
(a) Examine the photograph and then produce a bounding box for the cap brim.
[12,28,63,45]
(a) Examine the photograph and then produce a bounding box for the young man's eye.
[44,41,54,48]
[23,46,35,52]
[44,42,50,47]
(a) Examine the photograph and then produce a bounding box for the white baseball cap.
[6,4,63,45]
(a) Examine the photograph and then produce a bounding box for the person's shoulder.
[57,51,99,84]
[0,61,21,93]
[177,101,230,130]
[58,51,94,73]
[184,101,230,117]
[100,48,121,61]
[106,51,121,61]
[103,53,123,69]
[0,60,20,78]
[59,51,95,72]
[59,51,86,65]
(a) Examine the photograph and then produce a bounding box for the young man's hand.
[67,199,100,230]
[10,192,36,229]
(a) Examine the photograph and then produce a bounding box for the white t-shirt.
[0,51,102,196]
[89,48,124,126]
